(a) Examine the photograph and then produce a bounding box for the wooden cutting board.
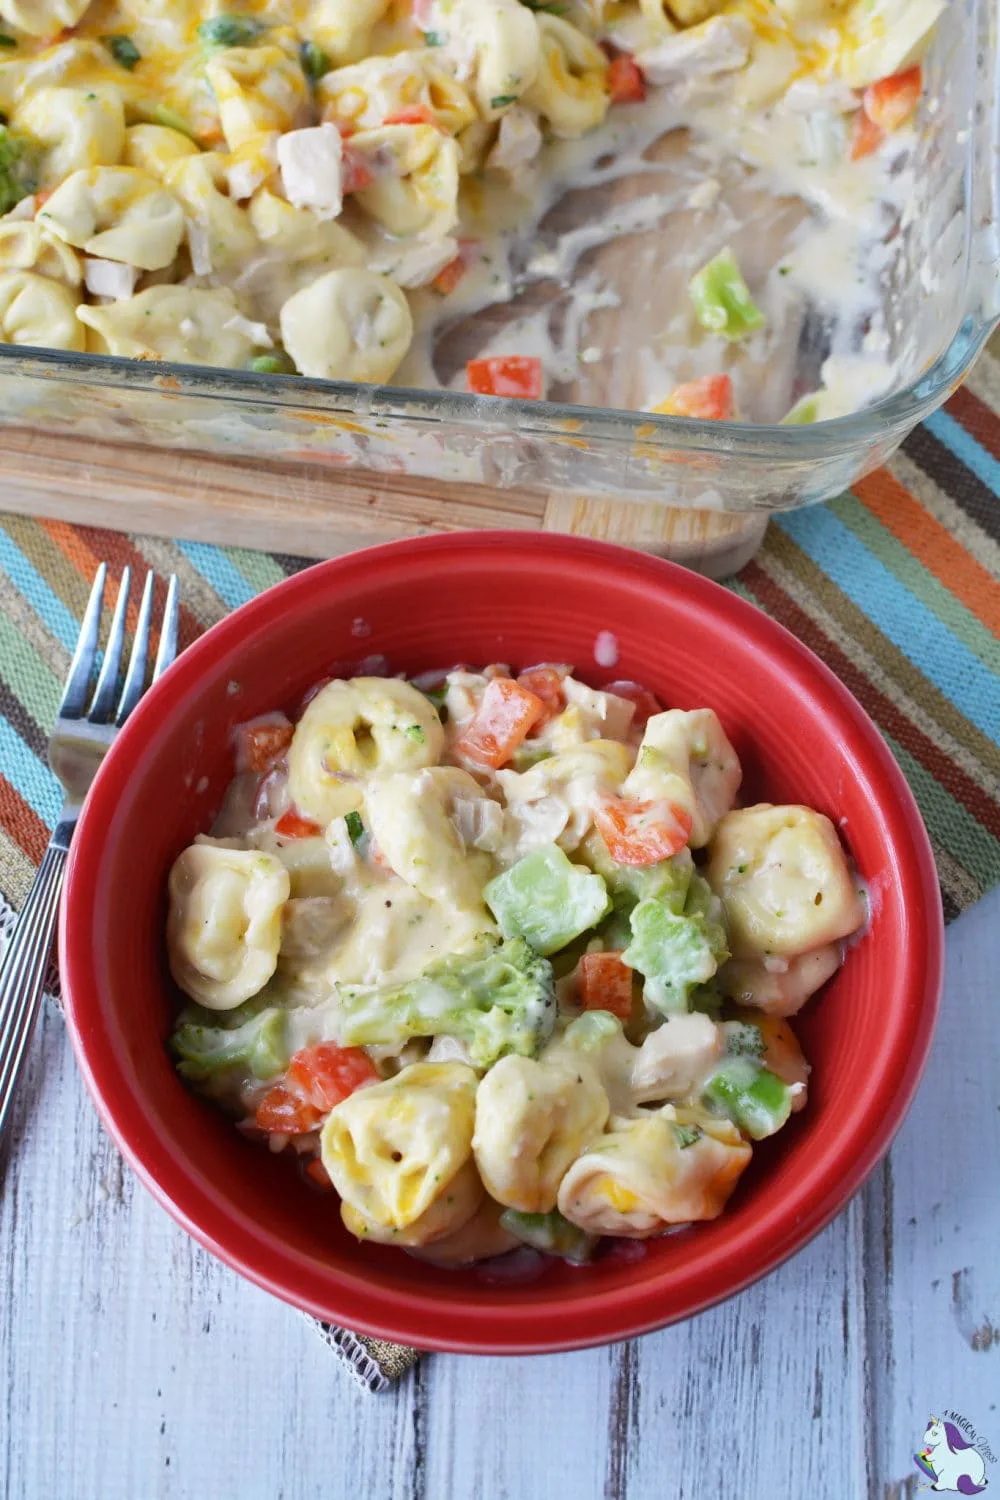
[0,425,767,577]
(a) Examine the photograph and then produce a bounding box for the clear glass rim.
[3,304,995,460]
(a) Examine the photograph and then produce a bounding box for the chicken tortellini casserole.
[0,0,942,412]
[166,661,867,1266]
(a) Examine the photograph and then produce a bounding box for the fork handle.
[0,841,67,1143]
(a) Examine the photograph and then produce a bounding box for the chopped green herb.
[247,351,296,375]
[299,39,329,80]
[490,94,519,108]
[0,33,17,48]
[103,34,141,69]
[671,1122,703,1149]
[403,724,425,744]
[422,29,445,44]
[197,14,265,48]
[345,811,365,846]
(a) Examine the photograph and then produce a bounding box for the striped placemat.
[1,337,998,1390]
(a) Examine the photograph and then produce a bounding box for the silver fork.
[0,565,180,1142]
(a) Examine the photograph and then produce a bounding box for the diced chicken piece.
[630,1012,724,1103]
[83,257,138,300]
[486,106,543,173]
[186,219,212,275]
[224,313,273,348]
[451,794,505,853]
[277,124,344,221]
[637,15,752,87]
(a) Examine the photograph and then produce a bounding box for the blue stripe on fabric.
[0,529,79,653]
[0,715,59,825]
[925,409,1000,494]
[776,507,1000,742]
[176,541,257,611]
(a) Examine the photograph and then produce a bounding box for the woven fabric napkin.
[1,343,998,1390]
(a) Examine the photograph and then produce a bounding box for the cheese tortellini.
[557,1105,752,1235]
[523,15,610,138]
[77,286,261,365]
[39,167,185,271]
[0,0,90,37]
[473,1052,610,1211]
[706,803,866,957]
[0,270,84,350]
[279,267,414,382]
[167,843,290,1010]
[287,676,444,824]
[321,1061,478,1230]
[623,708,741,848]
[205,42,311,151]
[14,87,125,191]
[0,222,81,286]
[363,767,495,910]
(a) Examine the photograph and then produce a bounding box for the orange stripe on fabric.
[948,385,1000,463]
[39,520,202,652]
[854,470,1000,639]
[0,774,48,865]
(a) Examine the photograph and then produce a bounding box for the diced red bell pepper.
[862,65,921,133]
[342,145,374,193]
[593,796,692,865]
[239,718,293,772]
[384,104,441,129]
[656,374,733,421]
[256,1044,379,1133]
[517,665,566,732]
[454,676,545,768]
[431,253,467,296]
[604,680,662,729]
[305,1157,333,1190]
[850,109,883,160]
[467,356,544,400]
[274,810,323,838]
[578,950,634,1019]
[608,55,646,105]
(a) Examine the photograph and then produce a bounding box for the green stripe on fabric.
[833,493,1000,672]
[0,613,61,733]
[224,547,288,596]
[885,733,1000,894]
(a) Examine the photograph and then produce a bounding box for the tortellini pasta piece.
[205,43,311,151]
[0,270,84,352]
[441,0,542,120]
[717,945,842,1017]
[77,286,260,366]
[0,0,90,37]
[312,0,394,65]
[286,676,444,824]
[363,767,495,911]
[623,708,741,849]
[39,167,185,271]
[473,1053,609,1212]
[341,1158,484,1247]
[353,127,461,239]
[14,87,126,191]
[523,15,610,138]
[837,0,945,88]
[124,125,200,180]
[319,51,477,136]
[407,1194,521,1265]
[320,1061,478,1230]
[0,222,81,287]
[163,153,258,275]
[279,267,414,384]
[166,843,290,1010]
[706,803,866,958]
[557,1104,752,1235]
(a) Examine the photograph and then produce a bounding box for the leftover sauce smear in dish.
[166,665,867,1267]
[0,0,940,419]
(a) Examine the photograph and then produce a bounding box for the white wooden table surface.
[2,889,998,1500]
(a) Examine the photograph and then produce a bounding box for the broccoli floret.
[499,1208,596,1264]
[169,999,289,1083]
[0,127,37,217]
[197,14,265,47]
[339,936,556,1067]
[484,843,610,956]
[622,873,729,1016]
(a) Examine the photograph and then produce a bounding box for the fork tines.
[59,567,180,727]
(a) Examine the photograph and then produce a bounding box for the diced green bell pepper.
[689,247,765,342]
[702,1057,792,1140]
[484,843,610,956]
[500,1208,597,1264]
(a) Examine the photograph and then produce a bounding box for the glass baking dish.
[0,0,995,518]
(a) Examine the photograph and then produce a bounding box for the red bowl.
[59,532,942,1354]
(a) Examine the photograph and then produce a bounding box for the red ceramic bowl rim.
[59,531,943,1354]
